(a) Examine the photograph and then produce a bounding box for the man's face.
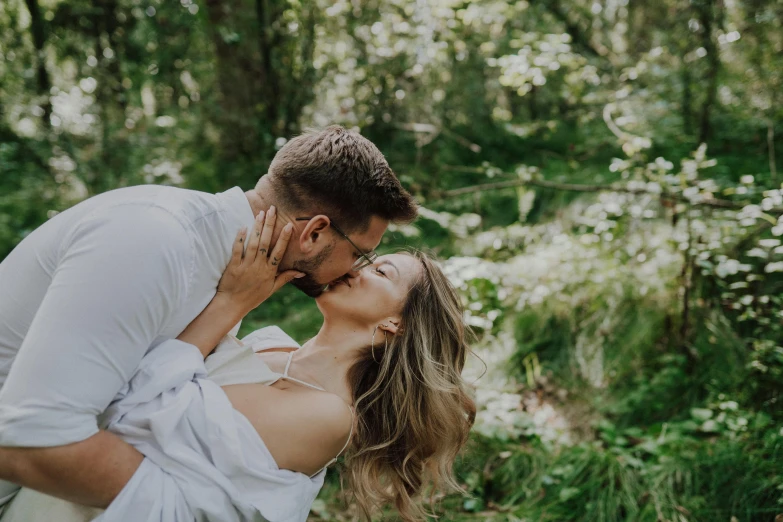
[290,215,388,297]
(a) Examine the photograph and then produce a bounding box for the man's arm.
[0,431,142,507]
[0,204,193,506]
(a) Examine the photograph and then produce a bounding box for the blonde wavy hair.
[344,251,476,520]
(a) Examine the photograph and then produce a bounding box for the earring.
[371,325,388,364]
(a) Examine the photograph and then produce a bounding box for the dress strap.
[278,349,354,477]
[280,351,327,392]
[310,404,355,478]
[282,350,294,375]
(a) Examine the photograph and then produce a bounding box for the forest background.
[1,0,782,520]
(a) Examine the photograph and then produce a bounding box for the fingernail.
[284,223,293,233]
[269,205,276,215]
[241,226,247,233]
[257,211,265,221]
[295,273,306,278]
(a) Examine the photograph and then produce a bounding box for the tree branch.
[438,177,783,215]
[538,0,601,58]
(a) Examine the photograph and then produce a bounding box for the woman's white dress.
[0,327,329,522]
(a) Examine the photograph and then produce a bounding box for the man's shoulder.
[93,185,222,223]
[67,186,243,245]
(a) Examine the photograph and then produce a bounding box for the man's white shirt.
[0,185,256,505]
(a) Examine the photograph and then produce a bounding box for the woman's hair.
[345,250,476,521]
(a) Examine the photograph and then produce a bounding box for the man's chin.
[290,275,326,298]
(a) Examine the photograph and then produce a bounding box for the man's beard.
[289,242,334,297]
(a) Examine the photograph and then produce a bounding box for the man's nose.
[345,269,361,279]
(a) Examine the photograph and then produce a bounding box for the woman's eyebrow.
[379,259,399,275]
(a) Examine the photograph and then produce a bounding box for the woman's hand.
[178,206,305,358]
[215,206,304,316]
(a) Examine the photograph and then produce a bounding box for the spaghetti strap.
[280,350,354,477]
[310,404,355,478]
[224,327,353,478]
[334,405,355,458]
[280,351,327,392]
[282,350,294,376]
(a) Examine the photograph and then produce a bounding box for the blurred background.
[1,0,783,520]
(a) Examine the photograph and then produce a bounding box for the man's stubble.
[289,241,335,297]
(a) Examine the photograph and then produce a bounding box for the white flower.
[765,262,783,273]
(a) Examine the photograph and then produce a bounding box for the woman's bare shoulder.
[227,384,353,476]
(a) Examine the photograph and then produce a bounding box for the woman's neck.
[291,321,371,403]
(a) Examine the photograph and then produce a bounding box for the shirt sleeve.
[0,204,194,447]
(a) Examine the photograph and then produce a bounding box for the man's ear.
[298,215,330,254]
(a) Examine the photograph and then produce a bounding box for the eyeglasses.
[295,217,378,271]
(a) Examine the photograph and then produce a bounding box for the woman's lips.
[327,277,351,289]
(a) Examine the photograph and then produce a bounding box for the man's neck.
[244,188,270,218]
[244,180,296,225]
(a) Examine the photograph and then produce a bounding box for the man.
[0,126,417,510]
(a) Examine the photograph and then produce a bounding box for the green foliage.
[2,0,783,520]
[0,130,57,258]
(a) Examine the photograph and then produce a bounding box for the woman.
[2,212,475,522]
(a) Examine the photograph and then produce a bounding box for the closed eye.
[375,267,387,276]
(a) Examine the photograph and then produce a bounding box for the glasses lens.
[352,259,369,271]
[352,252,377,271]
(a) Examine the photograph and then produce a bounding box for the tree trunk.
[696,0,722,144]
[282,1,318,134]
[682,66,693,135]
[201,0,318,181]
[255,0,282,132]
[528,85,539,120]
[89,0,128,194]
[24,0,52,126]
[769,118,778,183]
[204,0,265,165]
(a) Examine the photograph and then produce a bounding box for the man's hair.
[262,126,417,233]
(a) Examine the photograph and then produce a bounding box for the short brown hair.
[263,126,417,232]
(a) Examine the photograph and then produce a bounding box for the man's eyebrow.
[379,259,399,275]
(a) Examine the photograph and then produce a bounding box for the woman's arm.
[177,208,303,358]
[175,293,245,359]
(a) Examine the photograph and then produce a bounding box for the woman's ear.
[380,319,402,336]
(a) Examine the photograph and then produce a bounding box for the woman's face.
[315,253,422,327]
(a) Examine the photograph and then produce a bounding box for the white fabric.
[0,185,256,505]
[206,327,301,388]
[1,327,326,522]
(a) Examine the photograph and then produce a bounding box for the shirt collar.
[216,187,256,233]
